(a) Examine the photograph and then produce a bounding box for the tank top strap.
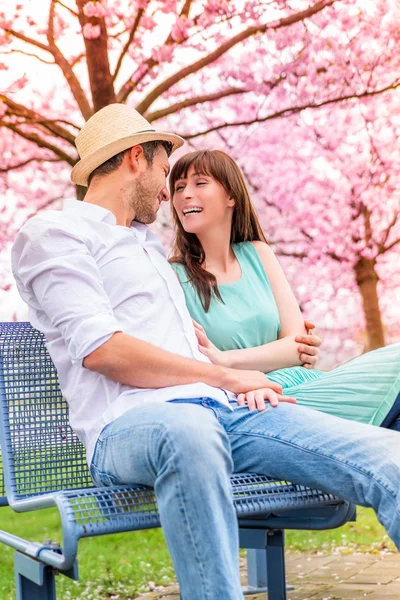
[233,242,271,288]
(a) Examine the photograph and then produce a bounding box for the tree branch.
[274,249,308,259]
[0,49,55,65]
[145,87,247,122]
[56,0,79,17]
[0,95,76,144]
[2,28,51,53]
[24,186,72,222]
[112,8,145,83]
[75,0,116,111]
[378,213,400,252]
[71,52,85,68]
[4,4,93,120]
[132,0,337,114]
[378,235,400,255]
[0,158,62,172]
[117,0,197,101]
[184,80,400,139]
[0,122,76,165]
[47,0,93,119]
[180,0,194,18]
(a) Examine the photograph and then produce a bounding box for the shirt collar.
[63,199,149,242]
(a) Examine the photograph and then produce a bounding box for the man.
[12,104,400,600]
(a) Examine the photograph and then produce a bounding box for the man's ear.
[127,145,146,175]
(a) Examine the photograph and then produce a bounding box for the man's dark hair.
[88,140,173,186]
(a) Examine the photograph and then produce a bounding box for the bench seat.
[0,322,355,599]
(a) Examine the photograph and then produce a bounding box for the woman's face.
[172,165,235,235]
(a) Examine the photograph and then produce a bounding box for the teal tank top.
[172,242,400,428]
[171,242,281,351]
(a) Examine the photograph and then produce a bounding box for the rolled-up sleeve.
[11,217,122,364]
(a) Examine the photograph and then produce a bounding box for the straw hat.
[71,103,185,186]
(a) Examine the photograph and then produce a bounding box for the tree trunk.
[75,0,116,112]
[354,257,385,351]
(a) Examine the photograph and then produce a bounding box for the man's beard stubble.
[124,173,159,225]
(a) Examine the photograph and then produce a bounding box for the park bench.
[0,321,355,600]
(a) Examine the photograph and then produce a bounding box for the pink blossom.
[1,0,400,356]
[141,15,156,30]
[153,45,174,63]
[160,0,177,13]
[82,22,101,39]
[131,63,148,83]
[83,1,107,18]
[171,17,192,43]
[205,0,231,16]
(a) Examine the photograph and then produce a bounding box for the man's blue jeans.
[90,399,400,600]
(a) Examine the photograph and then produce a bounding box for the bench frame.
[0,322,355,600]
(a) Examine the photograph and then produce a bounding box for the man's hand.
[237,388,296,412]
[223,368,283,396]
[295,320,322,369]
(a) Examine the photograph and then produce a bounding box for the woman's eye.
[196,181,207,186]
[175,185,184,191]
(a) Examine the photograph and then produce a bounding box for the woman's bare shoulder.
[250,241,276,262]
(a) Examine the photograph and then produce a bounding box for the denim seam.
[91,464,119,486]
[159,426,213,600]
[227,430,399,503]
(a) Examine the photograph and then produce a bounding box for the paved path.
[136,552,400,599]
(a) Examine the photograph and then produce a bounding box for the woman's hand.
[192,319,230,367]
[295,320,322,369]
[237,388,296,412]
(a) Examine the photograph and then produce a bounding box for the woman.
[169,149,400,429]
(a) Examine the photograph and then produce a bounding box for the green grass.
[0,506,396,599]
[285,507,396,555]
[0,507,175,599]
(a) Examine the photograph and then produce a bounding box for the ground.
[135,552,400,600]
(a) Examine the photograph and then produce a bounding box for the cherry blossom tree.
[1,0,399,358]
[188,91,400,354]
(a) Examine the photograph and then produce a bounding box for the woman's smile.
[182,206,204,217]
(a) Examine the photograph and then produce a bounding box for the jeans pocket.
[201,398,223,422]
[90,462,120,487]
[90,438,120,487]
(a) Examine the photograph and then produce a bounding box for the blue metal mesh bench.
[0,322,355,600]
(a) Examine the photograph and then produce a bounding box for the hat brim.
[71,131,185,187]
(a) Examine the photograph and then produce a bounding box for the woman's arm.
[195,324,310,372]
[195,242,319,373]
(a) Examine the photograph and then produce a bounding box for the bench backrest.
[0,322,92,502]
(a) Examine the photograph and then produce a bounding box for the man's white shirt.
[11,199,234,465]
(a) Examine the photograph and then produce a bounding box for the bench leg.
[14,551,56,600]
[242,529,293,598]
[265,530,287,600]
[246,548,268,592]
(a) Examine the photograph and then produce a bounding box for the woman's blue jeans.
[90,399,400,600]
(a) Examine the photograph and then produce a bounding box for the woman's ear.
[228,197,236,208]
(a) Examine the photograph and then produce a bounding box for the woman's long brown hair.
[169,150,267,311]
